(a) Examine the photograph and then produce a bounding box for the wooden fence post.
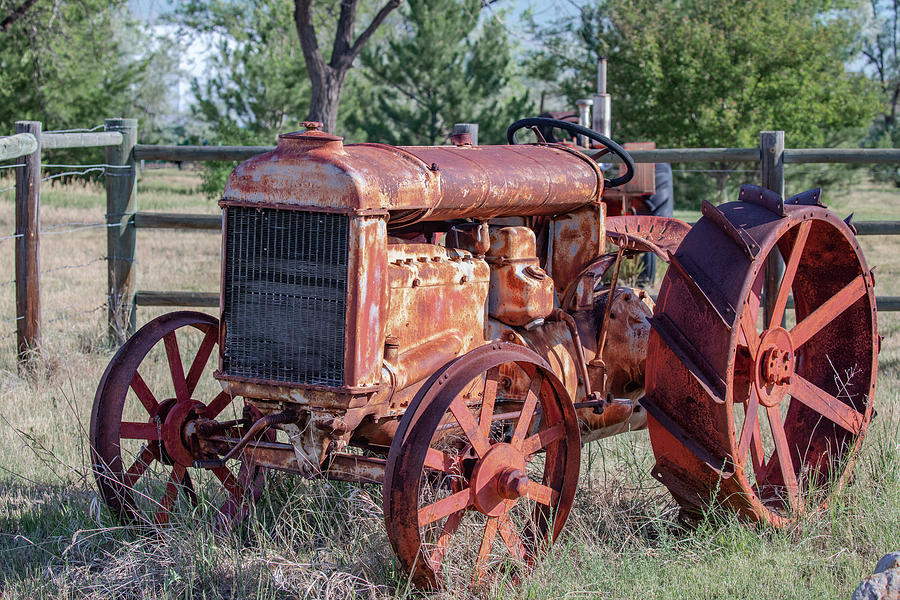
[14,121,41,366]
[760,130,785,328]
[104,118,137,344]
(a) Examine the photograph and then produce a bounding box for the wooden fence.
[3,120,900,365]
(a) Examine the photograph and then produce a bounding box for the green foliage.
[173,0,308,196]
[173,0,379,196]
[527,0,879,207]
[0,1,178,140]
[861,0,900,186]
[529,0,877,148]
[177,0,310,141]
[345,0,533,145]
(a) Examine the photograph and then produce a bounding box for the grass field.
[0,168,898,599]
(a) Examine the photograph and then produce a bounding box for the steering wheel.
[506,117,636,188]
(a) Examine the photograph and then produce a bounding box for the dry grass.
[0,168,897,599]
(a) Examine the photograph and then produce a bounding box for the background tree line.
[3,0,900,203]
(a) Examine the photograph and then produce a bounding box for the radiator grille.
[222,207,349,386]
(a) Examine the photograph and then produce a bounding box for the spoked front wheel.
[384,343,581,589]
[90,311,265,526]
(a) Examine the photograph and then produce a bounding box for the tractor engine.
[214,122,651,469]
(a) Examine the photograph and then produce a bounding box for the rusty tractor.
[89,118,878,588]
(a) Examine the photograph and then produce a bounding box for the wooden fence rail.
[5,121,900,365]
[0,133,38,162]
[136,144,900,165]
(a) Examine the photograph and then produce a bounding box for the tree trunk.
[307,68,347,134]
[294,0,401,134]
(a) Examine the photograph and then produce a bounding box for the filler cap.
[278,121,343,148]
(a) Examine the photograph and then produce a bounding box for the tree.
[0,0,38,32]
[346,0,531,145]
[861,0,900,184]
[176,0,386,195]
[528,0,878,203]
[863,0,900,132]
[293,0,401,132]
[179,0,311,142]
[0,1,177,137]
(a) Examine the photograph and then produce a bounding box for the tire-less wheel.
[90,311,265,526]
[645,189,878,525]
[384,343,581,588]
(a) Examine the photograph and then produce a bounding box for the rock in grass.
[852,553,900,600]
[876,554,900,575]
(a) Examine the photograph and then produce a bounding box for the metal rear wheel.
[645,188,878,525]
[383,343,581,589]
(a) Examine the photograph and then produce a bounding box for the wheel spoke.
[418,488,472,527]
[203,391,235,419]
[130,371,158,415]
[521,422,565,457]
[429,509,463,574]
[496,512,526,562]
[737,390,760,465]
[449,397,491,458]
[769,221,811,330]
[120,421,160,440]
[524,480,558,506]
[186,327,218,396]
[474,516,499,582]
[790,374,864,434]
[512,373,544,449]
[155,464,186,525]
[479,367,500,439]
[181,470,199,506]
[749,419,765,478]
[212,467,244,506]
[739,303,761,357]
[123,445,156,487]
[164,332,190,402]
[424,448,460,473]
[766,404,801,513]
[790,274,867,348]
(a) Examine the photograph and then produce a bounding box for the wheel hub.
[470,443,527,516]
[754,326,794,407]
[161,400,205,466]
[496,468,530,500]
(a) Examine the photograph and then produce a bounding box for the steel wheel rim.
[90,311,264,526]
[384,343,581,589]
[646,198,877,525]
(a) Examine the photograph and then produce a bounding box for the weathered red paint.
[223,124,603,222]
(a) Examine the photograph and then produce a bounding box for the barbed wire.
[0,256,105,289]
[40,256,105,275]
[45,302,106,325]
[0,220,135,244]
[41,222,120,235]
[42,163,131,170]
[39,167,105,183]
